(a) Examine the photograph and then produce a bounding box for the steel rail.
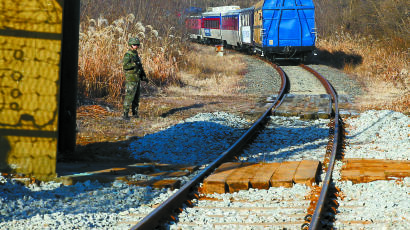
[131,63,289,230]
[300,64,341,230]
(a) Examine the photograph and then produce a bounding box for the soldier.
[122,37,148,120]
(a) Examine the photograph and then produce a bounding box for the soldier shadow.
[160,102,220,118]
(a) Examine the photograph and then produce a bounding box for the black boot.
[123,112,130,120]
[132,110,139,118]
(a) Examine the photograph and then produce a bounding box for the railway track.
[131,61,343,230]
[1,50,407,229]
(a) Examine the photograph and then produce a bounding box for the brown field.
[315,33,409,113]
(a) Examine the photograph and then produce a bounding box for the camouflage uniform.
[122,38,148,119]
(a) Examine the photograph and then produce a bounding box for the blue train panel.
[262,0,315,53]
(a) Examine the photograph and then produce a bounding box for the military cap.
[128,37,140,46]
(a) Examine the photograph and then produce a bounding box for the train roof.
[229,6,255,14]
[203,5,241,16]
[206,5,240,12]
[239,6,255,12]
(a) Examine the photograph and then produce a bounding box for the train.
[185,0,316,61]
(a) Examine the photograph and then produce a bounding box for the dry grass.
[315,0,409,46]
[317,32,409,113]
[169,44,247,96]
[75,43,255,147]
[313,0,408,113]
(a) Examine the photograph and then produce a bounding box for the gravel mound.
[239,56,281,96]
[333,174,410,229]
[241,116,329,162]
[343,110,409,160]
[332,110,410,229]
[129,112,250,165]
[309,64,363,97]
[0,178,176,229]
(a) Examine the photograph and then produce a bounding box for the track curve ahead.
[131,62,290,230]
[298,64,342,230]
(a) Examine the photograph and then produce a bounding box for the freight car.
[185,0,316,61]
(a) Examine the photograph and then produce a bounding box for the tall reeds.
[78,14,183,104]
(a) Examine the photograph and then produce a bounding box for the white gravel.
[168,185,311,229]
[342,110,409,160]
[129,112,250,165]
[0,110,408,229]
[0,178,176,229]
[241,116,329,162]
[332,110,410,229]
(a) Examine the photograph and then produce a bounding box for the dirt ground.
[60,93,265,165]
[61,46,264,166]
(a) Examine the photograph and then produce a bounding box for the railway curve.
[131,58,343,230]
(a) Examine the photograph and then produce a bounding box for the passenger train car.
[185,15,202,41]
[201,6,240,43]
[185,0,316,61]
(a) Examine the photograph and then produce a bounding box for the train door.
[240,8,253,46]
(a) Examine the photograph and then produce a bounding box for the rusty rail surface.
[131,63,289,230]
[299,64,341,230]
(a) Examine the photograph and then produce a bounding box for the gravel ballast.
[168,185,311,229]
[1,110,407,229]
[239,57,363,99]
[332,110,409,229]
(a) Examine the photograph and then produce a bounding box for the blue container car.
[259,0,316,60]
